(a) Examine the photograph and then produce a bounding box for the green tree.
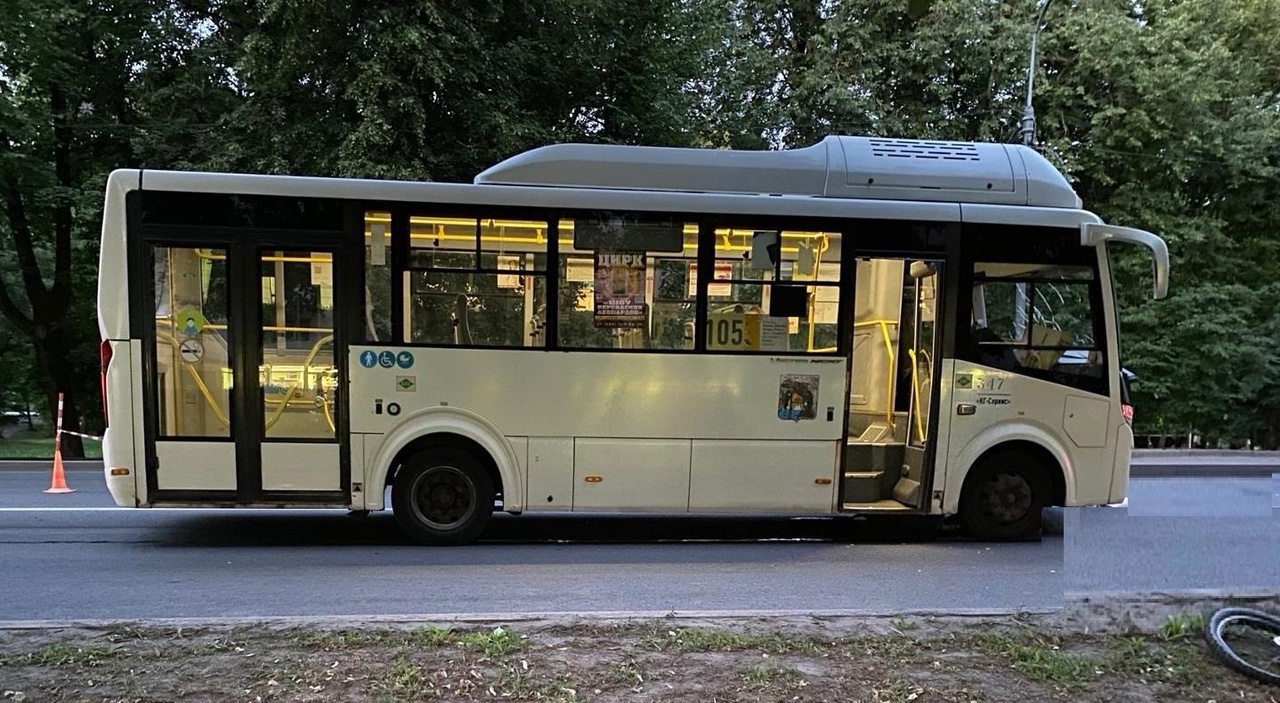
[211,0,721,181]
[1,0,238,455]
[0,318,41,429]
[700,0,1280,446]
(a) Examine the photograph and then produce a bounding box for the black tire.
[958,451,1051,541]
[1204,607,1280,686]
[391,446,494,545]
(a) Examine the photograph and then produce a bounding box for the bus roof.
[475,135,1082,209]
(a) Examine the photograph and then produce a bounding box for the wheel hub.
[412,466,476,530]
[982,472,1032,523]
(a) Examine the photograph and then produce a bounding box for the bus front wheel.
[958,451,1051,541]
[392,447,494,546]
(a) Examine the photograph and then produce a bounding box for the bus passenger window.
[706,228,842,354]
[363,211,393,342]
[556,216,697,351]
[404,215,549,348]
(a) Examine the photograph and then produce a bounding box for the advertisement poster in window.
[688,262,733,297]
[496,255,522,289]
[593,251,647,328]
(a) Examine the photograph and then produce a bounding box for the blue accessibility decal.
[359,350,378,369]
[396,351,414,369]
[378,351,396,368]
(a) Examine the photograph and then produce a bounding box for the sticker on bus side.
[777,374,819,422]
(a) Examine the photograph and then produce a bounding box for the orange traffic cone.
[44,446,75,494]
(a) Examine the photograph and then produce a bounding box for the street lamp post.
[1019,0,1055,148]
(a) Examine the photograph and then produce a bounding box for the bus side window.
[364,211,393,342]
[705,227,842,354]
[403,215,549,348]
[556,215,698,351]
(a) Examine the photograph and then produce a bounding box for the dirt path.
[1,613,1275,702]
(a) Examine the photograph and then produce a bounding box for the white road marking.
[0,507,348,513]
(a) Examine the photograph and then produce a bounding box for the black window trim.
[363,204,956,358]
[959,223,1111,396]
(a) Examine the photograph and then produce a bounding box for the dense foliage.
[2,0,1277,453]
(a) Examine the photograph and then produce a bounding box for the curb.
[1063,589,1280,634]
[1134,449,1280,458]
[4,592,1278,633]
[1129,464,1278,478]
[0,607,1063,632]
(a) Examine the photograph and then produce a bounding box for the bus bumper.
[1108,423,1134,504]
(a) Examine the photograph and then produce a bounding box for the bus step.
[840,500,913,512]
[842,471,884,503]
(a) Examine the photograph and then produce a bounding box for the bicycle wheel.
[1204,607,1280,686]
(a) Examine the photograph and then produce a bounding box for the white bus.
[97,136,1169,544]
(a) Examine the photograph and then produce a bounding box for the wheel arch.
[365,406,523,513]
[967,440,1066,507]
[943,422,1073,514]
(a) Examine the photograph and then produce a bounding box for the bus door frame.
[839,219,960,513]
[132,222,357,506]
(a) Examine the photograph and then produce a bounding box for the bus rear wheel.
[959,451,1051,541]
[392,447,494,546]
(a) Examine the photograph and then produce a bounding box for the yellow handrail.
[907,348,925,444]
[154,330,231,429]
[191,249,334,264]
[321,392,336,434]
[192,322,333,335]
[263,334,334,432]
[803,236,832,352]
[853,319,898,426]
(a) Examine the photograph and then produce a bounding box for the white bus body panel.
[137,168,965,224]
[99,170,142,507]
[940,362,1119,514]
[1111,423,1134,503]
[101,339,141,507]
[359,405,526,512]
[528,437,574,510]
[573,438,691,511]
[155,442,237,491]
[261,444,342,491]
[351,347,847,514]
[689,440,837,513]
[98,169,138,341]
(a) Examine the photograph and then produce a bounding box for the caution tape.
[49,389,101,437]
[57,428,103,441]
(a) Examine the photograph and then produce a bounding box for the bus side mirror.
[1081,223,1170,300]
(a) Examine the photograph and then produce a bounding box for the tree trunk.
[0,80,83,458]
[33,337,85,457]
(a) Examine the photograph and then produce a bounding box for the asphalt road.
[0,460,1274,622]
